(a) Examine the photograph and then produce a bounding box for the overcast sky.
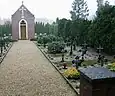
[0,0,114,20]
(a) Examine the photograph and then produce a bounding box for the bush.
[37,37,43,44]
[37,36,50,47]
[64,67,80,79]
[48,35,57,42]
[48,41,65,54]
[37,34,64,45]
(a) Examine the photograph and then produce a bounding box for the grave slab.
[79,67,115,96]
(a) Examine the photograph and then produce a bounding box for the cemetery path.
[0,40,76,96]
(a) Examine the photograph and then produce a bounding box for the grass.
[50,53,68,57]
[66,61,73,67]
[82,60,97,66]
[61,60,97,67]
[50,53,62,57]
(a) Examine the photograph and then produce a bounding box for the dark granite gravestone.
[79,67,115,96]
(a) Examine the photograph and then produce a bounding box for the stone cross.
[19,2,26,18]
[97,45,103,54]
[82,42,88,49]
[22,1,24,5]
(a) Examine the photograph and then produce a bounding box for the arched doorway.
[19,19,28,40]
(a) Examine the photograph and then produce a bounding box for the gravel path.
[0,40,76,96]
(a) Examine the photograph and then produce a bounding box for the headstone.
[79,67,115,96]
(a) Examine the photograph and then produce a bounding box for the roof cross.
[22,1,24,5]
[19,3,26,18]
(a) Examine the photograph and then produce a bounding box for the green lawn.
[82,60,97,66]
[64,60,97,67]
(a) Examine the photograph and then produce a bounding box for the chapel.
[12,1,35,40]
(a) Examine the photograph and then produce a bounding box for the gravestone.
[12,1,35,40]
[79,67,115,96]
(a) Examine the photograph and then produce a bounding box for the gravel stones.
[0,40,76,96]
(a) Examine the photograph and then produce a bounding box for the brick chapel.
[12,2,35,40]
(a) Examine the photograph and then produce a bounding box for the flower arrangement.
[63,67,80,79]
[107,62,115,72]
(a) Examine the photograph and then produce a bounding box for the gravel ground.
[0,40,77,96]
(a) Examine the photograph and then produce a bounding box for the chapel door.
[20,20,26,40]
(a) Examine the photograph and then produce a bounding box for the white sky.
[0,0,114,20]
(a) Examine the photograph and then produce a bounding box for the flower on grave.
[63,67,80,79]
[107,62,115,72]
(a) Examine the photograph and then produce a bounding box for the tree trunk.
[43,43,46,48]
[70,45,73,55]
[73,44,76,50]
[61,54,64,62]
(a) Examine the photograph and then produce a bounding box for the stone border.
[0,43,13,64]
[34,42,79,96]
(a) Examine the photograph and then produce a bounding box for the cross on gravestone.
[97,45,103,54]
[97,45,104,66]
[81,42,88,57]
[82,42,88,50]
[19,1,26,18]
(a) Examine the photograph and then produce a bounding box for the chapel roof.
[12,1,34,17]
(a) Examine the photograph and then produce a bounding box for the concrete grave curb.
[0,43,14,64]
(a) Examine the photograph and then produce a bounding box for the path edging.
[0,43,14,64]
[34,42,79,96]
